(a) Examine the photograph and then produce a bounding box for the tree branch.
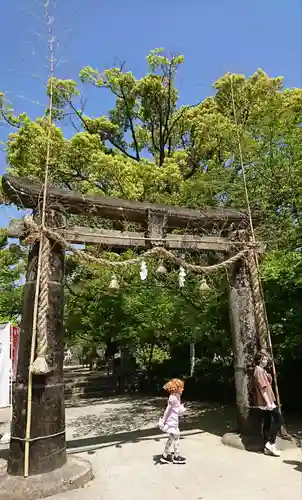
[156,275,206,313]
[163,63,173,143]
[150,121,159,153]
[0,110,21,129]
[152,93,165,165]
[104,133,139,161]
[119,82,140,161]
[62,95,139,162]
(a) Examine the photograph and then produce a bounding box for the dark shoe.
[160,454,173,464]
[173,455,186,464]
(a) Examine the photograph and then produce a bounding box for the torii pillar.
[227,255,260,439]
[7,210,67,476]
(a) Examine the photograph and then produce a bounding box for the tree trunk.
[228,258,260,437]
[146,338,156,386]
[7,210,67,476]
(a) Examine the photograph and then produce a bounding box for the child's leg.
[172,434,180,457]
[172,432,186,464]
[163,434,174,457]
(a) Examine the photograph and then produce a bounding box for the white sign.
[0,323,12,408]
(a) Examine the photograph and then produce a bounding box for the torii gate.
[2,173,267,477]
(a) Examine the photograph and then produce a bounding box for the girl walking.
[158,378,186,464]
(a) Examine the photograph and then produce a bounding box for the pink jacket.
[159,394,186,434]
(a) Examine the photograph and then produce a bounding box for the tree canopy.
[0,230,25,323]
[1,49,302,409]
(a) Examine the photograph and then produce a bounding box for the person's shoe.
[173,455,186,464]
[265,442,280,457]
[160,454,173,464]
[271,444,281,457]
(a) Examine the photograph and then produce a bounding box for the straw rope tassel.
[31,234,51,374]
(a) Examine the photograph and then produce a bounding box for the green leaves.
[77,49,187,166]
[7,117,67,183]
[0,92,23,128]
[2,49,302,380]
[3,57,302,230]
[261,251,302,285]
[146,48,184,74]
[0,233,25,323]
[49,78,80,120]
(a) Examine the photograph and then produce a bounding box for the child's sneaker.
[160,454,173,464]
[173,455,186,464]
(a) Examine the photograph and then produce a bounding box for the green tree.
[2,50,302,408]
[0,230,25,323]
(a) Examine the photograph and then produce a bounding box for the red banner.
[10,325,20,379]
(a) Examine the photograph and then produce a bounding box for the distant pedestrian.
[158,378,186,464]
[114,352,122,389]
[254,351,283,457]
[64,349,72,365]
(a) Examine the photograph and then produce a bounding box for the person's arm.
[178,403,186,416]
[262,391,272,407]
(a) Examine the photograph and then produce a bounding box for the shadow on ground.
[0,396,237,460]
[66,395,237,453]
[1,394,301,461]
[65,394,136,409]
[66,394,302,454]
[152,454,170,466]
[283,460,302,472]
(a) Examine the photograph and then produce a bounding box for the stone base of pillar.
[0,455,93,500]
[222,432,298,452]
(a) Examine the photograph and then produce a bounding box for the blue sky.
[0,0,301,227]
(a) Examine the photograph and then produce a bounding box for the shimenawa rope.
[23,213,258,372]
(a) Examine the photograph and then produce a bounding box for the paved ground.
[0,396,301,500]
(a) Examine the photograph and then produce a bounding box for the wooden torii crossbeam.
[2,174,257,230]
[7,220,234,252]
[2,174,264,477]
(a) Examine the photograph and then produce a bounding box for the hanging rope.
[20,214,261,385]
[21,215,264,383]
[31,234,51,374]
[23,214,254,273]
[230,76,269,340]
[23,2,55,479]
[230,76,287,429]
[246,250,268,350]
